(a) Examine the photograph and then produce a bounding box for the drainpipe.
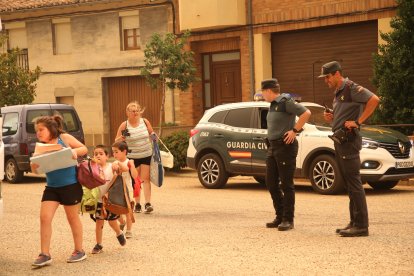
[247,0,255,100]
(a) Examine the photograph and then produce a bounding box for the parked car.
[1,104,84,183]
[0,113,4,217]
[186,101,414,195]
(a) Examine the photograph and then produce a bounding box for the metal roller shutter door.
[271,21,378,105]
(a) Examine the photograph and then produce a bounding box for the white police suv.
[186,101,414,195]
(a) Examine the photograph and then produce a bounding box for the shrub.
[159,131,189,171]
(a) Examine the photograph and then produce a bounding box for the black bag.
[103,175,131,215]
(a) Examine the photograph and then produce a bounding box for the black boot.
[339,227,369,237]
[266,218,282,228]
[277,220,294,231]
[335,223,353,234]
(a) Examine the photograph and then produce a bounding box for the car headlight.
[362,139,379,149]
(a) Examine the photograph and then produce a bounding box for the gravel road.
[1,171,413,275]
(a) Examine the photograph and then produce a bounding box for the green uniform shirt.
[332,78,374,131]
[267,93,308,140]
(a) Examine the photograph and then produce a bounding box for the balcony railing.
[7,48,29,70]
[16,48,29,70]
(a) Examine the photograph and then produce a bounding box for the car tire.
[367,180,399,190]
[5,158,24,183]
[197,153,229,189]
[309,154,344,195]
[253,176,266,186]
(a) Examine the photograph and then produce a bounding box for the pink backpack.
[77,158,106,189]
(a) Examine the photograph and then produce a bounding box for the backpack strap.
[143,118,154,134]
[121,174,135,223]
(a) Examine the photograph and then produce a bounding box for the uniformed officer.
[319,61,379,237]
[261,78,311,231]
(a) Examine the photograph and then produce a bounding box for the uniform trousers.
[334,131,369,228]
[265,139,298,221]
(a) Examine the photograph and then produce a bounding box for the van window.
[53,109,79,132]
[26,109,52,133]
[2,113,19,136]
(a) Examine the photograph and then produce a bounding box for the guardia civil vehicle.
[186,101,414,195]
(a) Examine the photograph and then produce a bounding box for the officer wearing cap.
[319,61,379,237]
[261,78,311,231]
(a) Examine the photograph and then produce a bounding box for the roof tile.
[0,0,106,13]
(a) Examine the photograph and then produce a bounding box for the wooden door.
[211,60,242,106]
[107,76,162,143]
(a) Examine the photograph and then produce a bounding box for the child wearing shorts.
[91,145,126,254]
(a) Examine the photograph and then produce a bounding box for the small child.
[91,145,126,254]
[111,141,138,239]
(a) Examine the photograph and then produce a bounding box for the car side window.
[208,110,227,123]
[2,113,19,136]
[26,110,51,133]
[259,108,268,129]
[223,108,252,128]
[53,110,79,132]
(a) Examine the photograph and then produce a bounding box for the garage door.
[271,21,378,105]
[107,76,162,143]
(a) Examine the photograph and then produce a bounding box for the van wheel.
[5,158,24,183]
[367,181,399,190]
[309,154,344,195]
[197,153,228,189]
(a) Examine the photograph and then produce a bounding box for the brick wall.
[177,0,397,126]
[179,34,252,126]
[252,0,397,33]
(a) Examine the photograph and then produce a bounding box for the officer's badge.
[275,106,278,111]
[340,95,344,101]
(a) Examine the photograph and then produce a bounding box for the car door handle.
[253,137,263,141]
[214,134,224,138]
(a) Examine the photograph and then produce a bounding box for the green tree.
[372,0,414,135]
[140,31,197,135]
[0,34,41,107]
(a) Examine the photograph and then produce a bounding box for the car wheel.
[197,153,229,189]
[253,176,266,186]
[5,158,24,183]
[309,154,344,195]
[367,180,399,190]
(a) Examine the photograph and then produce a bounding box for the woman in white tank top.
[115,101,156,214]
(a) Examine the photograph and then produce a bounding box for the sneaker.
[125,231,133,239]
[144,203,153,213]
[134,203,142,213]
[91,244,103,254]
[67,250,87,263]
[32,253,52,267]
[117,233,126,246]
